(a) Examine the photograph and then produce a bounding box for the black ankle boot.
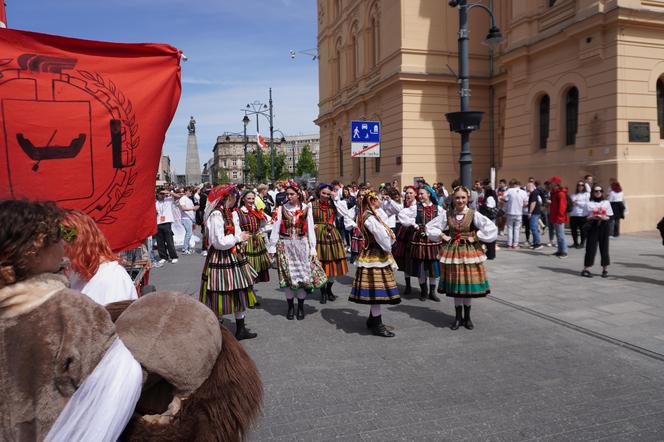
[370,315,395,338]
[464,305,474,330]
[428,284,440,302]
[296,299,305,320]
[320,286,327,304]
[235,317,257,340]
[286,298,295,320]
[450,306,463,330]
[366,313,375,329]
[327,282,337,301]
[419,283,427,301]
[404,278,412,294]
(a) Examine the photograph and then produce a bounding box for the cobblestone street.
[151,232,664,441]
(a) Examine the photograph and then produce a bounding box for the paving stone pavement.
[150,231,664,441]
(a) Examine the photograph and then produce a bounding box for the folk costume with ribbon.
[235,192,272,283]
[398,198,443,280]
[310,188,348,278]
[200,185,257,318]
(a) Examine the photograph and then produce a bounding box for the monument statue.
[187,116,196,135]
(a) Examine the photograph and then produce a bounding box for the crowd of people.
[146,174,628,340]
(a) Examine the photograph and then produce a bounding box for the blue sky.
[7,0,319,173]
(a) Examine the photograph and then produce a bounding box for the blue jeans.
[181,218,193,252]
[529,213,541,246]
[554,222,568,255]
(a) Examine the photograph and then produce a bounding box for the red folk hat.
[207,184,237,203]
[549,176,562,185]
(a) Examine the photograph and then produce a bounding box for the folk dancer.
[199,184,258,340]
[349,192,401,337]
[398,184,443,302]
[268,181,327,320]
[426,186,497,330]
[390,186,417,294]
[311,184,349,303]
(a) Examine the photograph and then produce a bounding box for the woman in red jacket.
[548,176,569,258]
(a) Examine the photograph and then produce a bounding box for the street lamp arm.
[467,3,498,27]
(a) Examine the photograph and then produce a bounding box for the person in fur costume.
[0,200,262,441]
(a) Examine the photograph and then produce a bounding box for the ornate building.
[316,0,664,232]
[282,134,321,175]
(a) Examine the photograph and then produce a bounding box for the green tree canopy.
[247,149,289,183]
[295,145,318,177]
[216,167,230,184]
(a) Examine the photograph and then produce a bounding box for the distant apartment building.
[157,155,172,184]
[281,134,320,175]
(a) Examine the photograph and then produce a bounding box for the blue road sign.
[351,120,381,158]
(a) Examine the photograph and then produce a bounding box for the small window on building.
[657,78,664,139]
[565,87,579,146]
[375,157,381,173]
[549,0,557,6]
[539,95,550,149]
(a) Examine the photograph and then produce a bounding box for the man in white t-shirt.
[503,179,529,248]
[178,187,199,254]
[156,189,179,263]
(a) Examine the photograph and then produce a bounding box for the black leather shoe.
[286,298,294,320]
[296,299,305,320]
[366,314,375,329]
[419,283,427,301]
[450,306,463,330]
[463,305,474,330]
[235,318,257,340]
[320,287,327,304]
[404,280,412,295]
[326,282,336,301]
[371,316,395,337]
[428,285,440,302]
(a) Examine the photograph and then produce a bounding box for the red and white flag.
[257,133,267,149]
[0,28,182,252]
[0,2,7,28]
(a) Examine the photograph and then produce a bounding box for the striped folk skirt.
[276,237,328,292]
[437,241,490,297]
[349,264,401,305]
[199,247,257,317]
[314,224,348,277]
[392,224,414,275]
[245,232,270,282]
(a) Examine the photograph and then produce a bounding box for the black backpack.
[565,192,574,214]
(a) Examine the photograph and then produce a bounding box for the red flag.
[0,2,6,28]
[0,29,181,252]
[257,133,268,149]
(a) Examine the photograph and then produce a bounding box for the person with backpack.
[548,176,569,258]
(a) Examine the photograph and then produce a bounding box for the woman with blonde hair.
[62,210,137,305]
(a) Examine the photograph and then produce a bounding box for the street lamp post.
[269,88,275,181]
[446,0,502,188]
[242,114,250,184]
[272,129,287,177]
[243,91,277,182]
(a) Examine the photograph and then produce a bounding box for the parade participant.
[398,184,443,302]
[199,184,258,340]
[344,185,370,264]
[311,183,349,303]
[349,191,401,338]
[426,186,498,330]
[155,188,179,264]
[581,185,614,278]
[235,190,271,283]
[391,185,417,294]
[62,210,138,305]
[267,181,327,320]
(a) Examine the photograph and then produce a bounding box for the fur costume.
[0,276,262,441]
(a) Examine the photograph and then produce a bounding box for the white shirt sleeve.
[398,205,417,227]
[425,214,447,241]
[207,211,240,251]
[267,207,282,254]
[486,196,496,209]
[364,215,395,252]
[381,199,403,217]
[474,211,498,243]
[344,206,358,230]
[80,261,138,305]
[306,204,317,255]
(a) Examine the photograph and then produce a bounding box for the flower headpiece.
[205,184,238,221]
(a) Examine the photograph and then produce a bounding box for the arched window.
[657,79,664,139]
[334,0,341,18]
[338,137,344,176]
[565,87,579,146]
[334,38,342,92]
[539,95,550,149]
[369,4,380,68]
[351,23,359,80]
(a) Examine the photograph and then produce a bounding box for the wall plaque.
[628,122,650,142]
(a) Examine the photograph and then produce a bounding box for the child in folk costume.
[426,186,498,330]
[311,184,349,304]
[199,184,258,341]
[390,186,417,294]
[267,181,327,320]
[349,192,401,337]
[398,184,443,302]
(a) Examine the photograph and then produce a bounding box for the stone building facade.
[282,134,321,174]
[316,0,664,232]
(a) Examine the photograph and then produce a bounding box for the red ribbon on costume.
[294,209,308,236]
[245,205,266,221]
[224,208,237,253]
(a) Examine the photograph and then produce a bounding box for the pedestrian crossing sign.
[351,120,380,158]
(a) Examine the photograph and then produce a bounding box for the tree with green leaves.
[247,150,289,183]
[296,144,318,177]
[216,167,230,184]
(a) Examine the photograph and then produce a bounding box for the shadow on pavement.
[388,303,454,328]
[256,297,319,318]
[320,307,372,336]
[334,275,354,285]
[615,261,664,271]
[639,254,664,259]
[539,266,664,287]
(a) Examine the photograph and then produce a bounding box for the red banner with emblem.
[0,29,181,252]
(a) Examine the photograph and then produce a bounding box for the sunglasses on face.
[593,189,603,193]
[286,193,297,196]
